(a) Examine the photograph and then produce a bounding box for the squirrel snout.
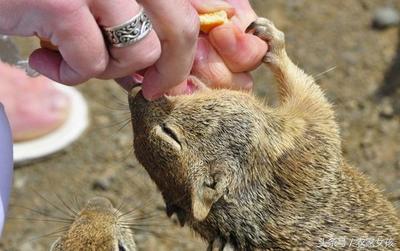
[129,88,173,128]
[129,88,148,125]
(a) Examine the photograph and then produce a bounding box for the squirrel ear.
[191,175,227,221]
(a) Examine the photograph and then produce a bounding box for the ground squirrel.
[129,18,400,250]
[50,197,136,251]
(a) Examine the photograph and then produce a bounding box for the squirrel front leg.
[246,18,334,122]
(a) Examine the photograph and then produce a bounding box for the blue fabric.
[0,103,13,236]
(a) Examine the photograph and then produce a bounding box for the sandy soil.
[1,0,399,250]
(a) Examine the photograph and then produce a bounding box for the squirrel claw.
[207,238,235,251]
[246,17,286,64]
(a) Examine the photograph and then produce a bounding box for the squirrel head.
[50,197,136,251]
[129,85,284,223]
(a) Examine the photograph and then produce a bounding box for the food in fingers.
[199,10,229,33]
[38,38,59,51]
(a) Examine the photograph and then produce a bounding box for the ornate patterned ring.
[102,8,152,48]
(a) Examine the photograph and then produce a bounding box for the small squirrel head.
[50,197,136,251]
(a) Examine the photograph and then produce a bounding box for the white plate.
[13,84,89,164]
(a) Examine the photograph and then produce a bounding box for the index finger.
[140,0,200,100]
[29,7,108,84]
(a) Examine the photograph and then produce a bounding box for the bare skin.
[129,18,400,250]
[0,0,199,99]
[50,197,136,251]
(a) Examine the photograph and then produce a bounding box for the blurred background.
[1,0,399,250]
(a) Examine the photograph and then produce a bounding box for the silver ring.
[102,8,152,48]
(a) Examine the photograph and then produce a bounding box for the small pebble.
[379,98,394,118]
[92,169,116,191]
[372,7,400,29]
[13,175,27,189]
[92,177,111,191]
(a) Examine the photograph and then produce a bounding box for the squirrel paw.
[246,17,286,65]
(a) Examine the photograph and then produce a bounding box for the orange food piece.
[39,38,59,51]
[199,10,229,33]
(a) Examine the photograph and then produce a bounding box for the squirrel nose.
[129,88,172,134]
[86,197,113,210]
[129,85,146,111]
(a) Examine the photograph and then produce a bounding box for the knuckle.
[138,37,161,67]
[42,0,82,16]
[180,15,200,43]
[115,35,161,70]
[167,8,199,44]
[104,35,161,78]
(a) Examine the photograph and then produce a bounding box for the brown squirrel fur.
[50,197,136,251]
[129,18,400,250]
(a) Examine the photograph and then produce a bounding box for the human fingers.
[208,22,268,73]
[194,0,267,73]
[140,0,200,100]
[114,72,145,91]
[188,0,266,85]
[93,0,161,79]
[191,37,253,90]
[29,5,108,84]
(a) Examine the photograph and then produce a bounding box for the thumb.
[209,22,268,73]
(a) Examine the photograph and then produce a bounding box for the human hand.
[169,0,268,95]
[0,0,199,100]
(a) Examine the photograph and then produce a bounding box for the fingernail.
[132,73,144,84]
[195,1,235,17]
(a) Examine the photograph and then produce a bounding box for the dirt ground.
[1,0,399,250]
